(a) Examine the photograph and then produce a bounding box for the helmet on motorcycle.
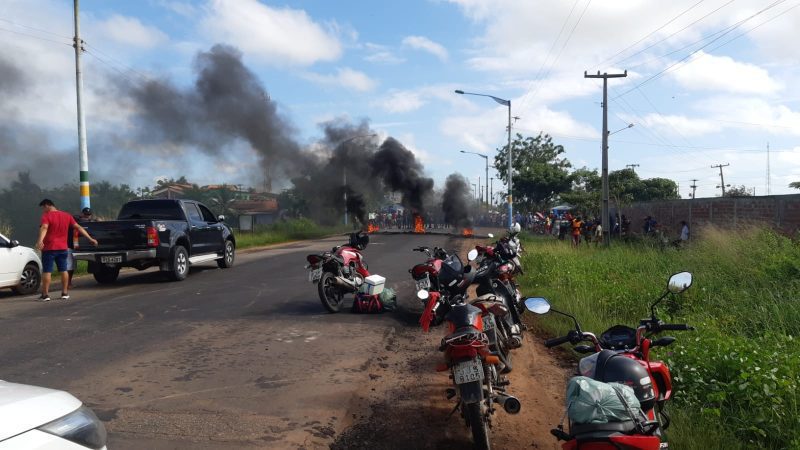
[579,350,656,411]
[349,232,369,250]
[508,222,521,236]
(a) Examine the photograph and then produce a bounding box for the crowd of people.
[538,212,691,248]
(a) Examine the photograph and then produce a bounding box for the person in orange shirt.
[571,216,583,247]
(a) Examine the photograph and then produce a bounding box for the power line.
[614,0,789,99]
[0,25,71,46]
[613,0,736,67]
[0,16,72,39]
[519,0,593,109]
[84,42,153,83]
[594,0,707,69]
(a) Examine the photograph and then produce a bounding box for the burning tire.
[318,271,344,313]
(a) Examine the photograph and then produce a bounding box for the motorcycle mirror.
[667,272,693,294]
[487,233,494,238]
[417,289,430,300]
[524,297,551,314]
[467,249,479,261]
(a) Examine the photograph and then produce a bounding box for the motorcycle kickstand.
[446,401,461,420]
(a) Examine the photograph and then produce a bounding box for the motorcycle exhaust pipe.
[494,393,521,414]
[332,276,358,292]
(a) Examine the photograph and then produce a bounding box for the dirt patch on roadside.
[331,237,571,449]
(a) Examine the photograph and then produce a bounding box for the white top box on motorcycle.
[361,274,385,295]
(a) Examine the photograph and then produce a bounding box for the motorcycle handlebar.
[659,323,694,331]
[544,335,573,348]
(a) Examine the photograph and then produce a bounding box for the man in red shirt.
[36,199,97,301]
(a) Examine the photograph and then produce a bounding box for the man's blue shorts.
[41,250,69,273]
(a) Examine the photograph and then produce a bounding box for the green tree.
[559,167,600,215]
[789,181,800,190]
[494,133,572,211]
[724,185,753,197]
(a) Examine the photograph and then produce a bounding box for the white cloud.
[622,113,723,138]
[695,97,800,137]
[155,0,199,18]
[202,0,342,66]
[94,14,168,49]
[303,68,377,92]
[363,43,405,64]
[402,36,448,61]
[670,51,782,95]
[373,85,476,114]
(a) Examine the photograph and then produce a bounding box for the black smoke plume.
[369,138,434,213]
[442,173,473,228]
[118,44,315,180]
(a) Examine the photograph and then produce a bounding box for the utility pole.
[625,164,640,173]
[766,142,771,195]
[712,163,730,196]
[478,177,482,204]
[689,179,698,199]
[490,178,494,207]
[585,70,627,247]
[73,0,90,209]
[689,178,698,228]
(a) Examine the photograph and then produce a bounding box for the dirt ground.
[331,237,571,450]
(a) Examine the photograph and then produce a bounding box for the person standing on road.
[36,199,97,301]
[67,207,97,289]
[571,216,583,247]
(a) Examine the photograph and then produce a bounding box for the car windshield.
[118,201,185,220]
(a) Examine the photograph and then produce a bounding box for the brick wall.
[619,194,800,236]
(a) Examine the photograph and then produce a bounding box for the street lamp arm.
[454,90,510,106]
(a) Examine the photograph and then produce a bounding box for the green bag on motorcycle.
[565,376,642,424]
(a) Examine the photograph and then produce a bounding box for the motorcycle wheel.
[465,402,491,450]
[318,271,344,313]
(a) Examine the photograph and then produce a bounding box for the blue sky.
[2,0,799,199]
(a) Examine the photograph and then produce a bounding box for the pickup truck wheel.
[12,263,41,295]
[167,246,189,281]
[217,240,235,269]
[93,266,120,284]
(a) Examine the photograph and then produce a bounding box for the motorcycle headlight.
[38,406,108,449]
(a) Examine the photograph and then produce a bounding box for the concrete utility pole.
[73,0,90,209]
[712,163,730,196]
[490,178,494,206]
[585,70,627,247]
[766,142,771,195]
[626,164,640,173]
[689,179,698,199]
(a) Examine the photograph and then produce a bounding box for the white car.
[0,380,107,449]
[0,233,41,295]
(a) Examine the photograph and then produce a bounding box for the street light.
[460,150,489,207]
[339,133,378,226]
[455,89,513,227]
[609,123,634,136]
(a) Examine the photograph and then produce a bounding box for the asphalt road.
[0,232,475,449]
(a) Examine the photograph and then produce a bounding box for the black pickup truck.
[74,199,236,283]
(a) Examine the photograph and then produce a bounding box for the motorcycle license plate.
[452,359,484,385]
[482,315,494,331]
[415,277,430,291]
[309,268,322,283]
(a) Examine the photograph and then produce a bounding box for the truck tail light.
[146,226,160,247]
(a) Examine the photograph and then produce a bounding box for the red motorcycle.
[305,232,370,313]
[419,285,521,450]
[524,271,694,449]
[409,246,448,295]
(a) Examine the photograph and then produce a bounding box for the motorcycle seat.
[570,420,636,437]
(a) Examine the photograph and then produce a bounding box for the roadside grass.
[235,218,350,249]
[518,226,800,449]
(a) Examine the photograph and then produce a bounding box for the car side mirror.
[10,240,20,248]
[217,215,226,222]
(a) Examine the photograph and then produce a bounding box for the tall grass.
[235,218,350,249]
[518,226,800,449]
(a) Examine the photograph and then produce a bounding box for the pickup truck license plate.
[100,255,123,264]
[453,359,484,385]
[309,268,323,283]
